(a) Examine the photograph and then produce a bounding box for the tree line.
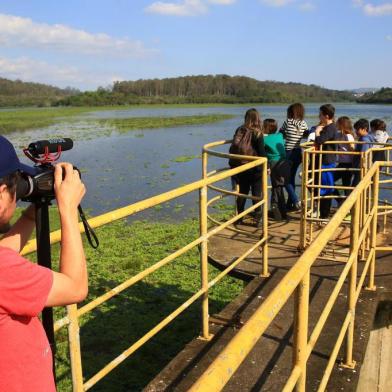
[0,78,76,107]
[56,75,354,106]
[356,87,392,104]
[0,74,375,107]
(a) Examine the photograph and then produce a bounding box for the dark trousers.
[320,199,332,219]
[270,160,288,220]
[271,186,287,219]
[285,148,302,206]
[333,162,354,204]
[373,150,386,162]
[235,172,262,215]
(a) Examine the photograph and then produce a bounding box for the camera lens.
[16,174,33,200]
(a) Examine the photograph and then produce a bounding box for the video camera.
[16,138,74,202]
[17,137,98,249]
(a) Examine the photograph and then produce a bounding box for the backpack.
[228,127,257,168]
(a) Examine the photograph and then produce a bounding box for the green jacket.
[264,133,286,162]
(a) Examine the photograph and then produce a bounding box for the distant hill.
[357,87,392,104]
[56,75,355,106]
[0,75,355,107]
[0,78,77,107]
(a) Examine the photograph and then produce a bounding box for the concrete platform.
[145,213,392,392]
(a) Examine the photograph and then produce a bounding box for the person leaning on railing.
[334,116,355,201]
[314,104,339,219]
[0,135,88,392]
[229,108,266,227]
[370,118,389,162]
[352,119,376,187]
[263,118,290,221]
[279,102,309,211]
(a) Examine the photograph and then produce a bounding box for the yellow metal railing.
[300,140,392,249]
[21,144,268,391]
[189,161,392,392]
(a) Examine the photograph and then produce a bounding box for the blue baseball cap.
[0,135,37,178]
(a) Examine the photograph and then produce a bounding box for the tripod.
[35,198,56,382]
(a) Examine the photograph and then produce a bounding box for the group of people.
[230,103,389,223]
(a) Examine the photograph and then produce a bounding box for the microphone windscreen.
[28,138,73,155]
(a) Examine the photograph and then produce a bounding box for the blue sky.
[0,0,391,90]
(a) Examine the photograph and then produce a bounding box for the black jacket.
[315,123,339,165]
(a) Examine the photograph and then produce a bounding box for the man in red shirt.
[0,135,88,391]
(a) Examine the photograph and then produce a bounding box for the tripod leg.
[35,201,57,383]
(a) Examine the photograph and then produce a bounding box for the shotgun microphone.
[27,138,74,156]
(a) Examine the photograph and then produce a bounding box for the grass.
[0,107,99,133]
[19,208,243,391]
[99,114,234,132]
[0,107,234,137]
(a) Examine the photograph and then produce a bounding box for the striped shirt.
[279,118,308,151]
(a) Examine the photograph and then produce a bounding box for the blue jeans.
[285,148,302,206]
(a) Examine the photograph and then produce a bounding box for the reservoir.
[6,103,392,218]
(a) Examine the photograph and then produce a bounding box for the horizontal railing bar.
[307,185,354,190]
[375,246,392,251]
[207,184,263,201]
[21,157,267,256]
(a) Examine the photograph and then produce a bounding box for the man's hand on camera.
[46,162,88,307]
[54,163,85,216]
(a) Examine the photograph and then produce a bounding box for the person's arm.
[315,125,333,145]
[347,134,355,151]
[0,204,36,252]
[45,163,88,306]
[256,134,267,157]
[279,121,287,139]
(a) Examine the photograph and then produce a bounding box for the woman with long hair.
[335,116,355,199]
[229,108,266,226]
[279,103,308,210]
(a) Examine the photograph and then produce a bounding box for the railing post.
[292,270,309,391]
[359,154,366,261]
[343,199,360,369]
[67,304,84,392]
[199,150,211,340]
[261,161,269,277]
[366,168,379,291]
[300,148,309,249]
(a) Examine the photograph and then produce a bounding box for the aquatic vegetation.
[171,154,201,163]
[99,114,234,132]
[0,107,99,133]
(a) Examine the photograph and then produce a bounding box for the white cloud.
[299,2,316,11]
[0,13,155,57]
[208,0,236,4]
[145,0,207,16]
[363,3,392,16]
[261,0,315,11]
[261,0,294,7]
[352,1,392,16]
[0,56,122,89]
[145,0,235,16]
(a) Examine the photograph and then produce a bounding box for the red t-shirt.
[0,246,55,391]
